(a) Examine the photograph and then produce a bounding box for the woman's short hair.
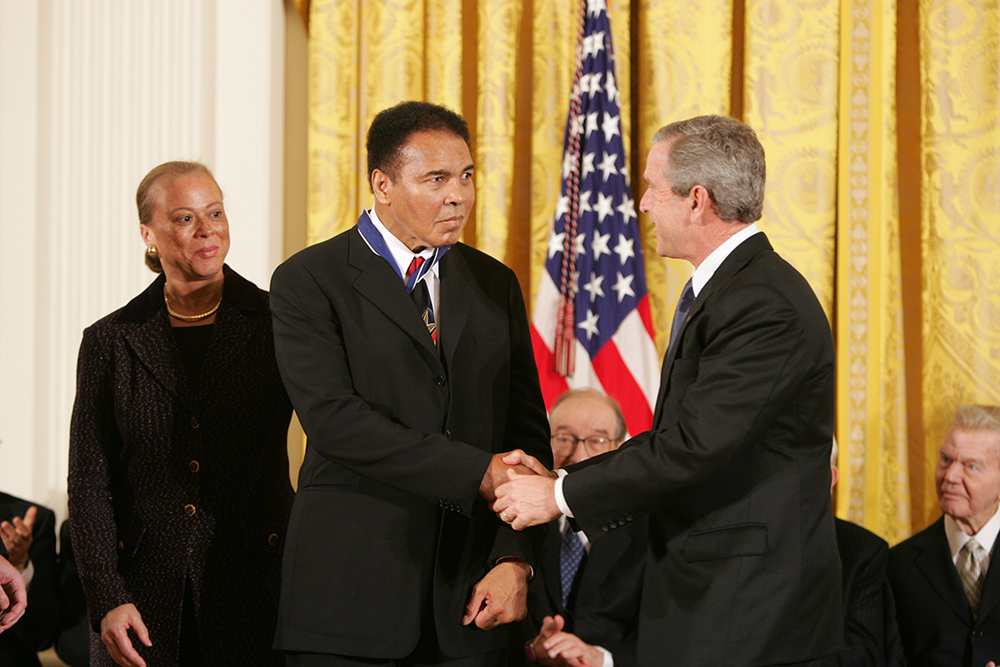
[136,161,217,273]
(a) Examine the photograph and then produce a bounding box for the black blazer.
[68,266,294,667]
[889,516,1000,667]
[562,232,843,666]
[0,493,58,667]
[528,519,646,667]
[824,518,905,667]
[269,228,551,659]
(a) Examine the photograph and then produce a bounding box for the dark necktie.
[667,279,694,356]
[407,257,437,344]
[559,527,585,609]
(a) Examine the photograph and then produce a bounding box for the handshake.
[479,450,563,530]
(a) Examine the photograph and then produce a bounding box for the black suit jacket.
[68,266,294,667]
[888,516,1000,667]
[0,493,58,667]
[528,519,646,667]
[269,228,551,659]
[562,232,843,666]
[824,518,905,667]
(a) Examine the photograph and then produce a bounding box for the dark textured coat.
[68,266,294,667]
[269,229,552,660]
[0,493,59,667]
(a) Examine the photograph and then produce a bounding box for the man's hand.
[101,603,152,667]
[461,560,530,630]
[493,470,561,530]
[479,450,554,503]
[529,615,605,667]
[0,505,36,570]
[0,557,26,633]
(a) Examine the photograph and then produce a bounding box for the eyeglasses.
[550,433,618,457]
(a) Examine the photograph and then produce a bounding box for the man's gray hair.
[651,114,766,224]
[951,405,1000,439]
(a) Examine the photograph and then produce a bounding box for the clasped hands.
[480,450,562,531]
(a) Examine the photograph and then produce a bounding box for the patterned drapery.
[297,0,1000,544]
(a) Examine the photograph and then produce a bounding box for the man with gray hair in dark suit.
[889,404,1000,667]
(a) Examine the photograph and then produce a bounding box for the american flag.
[530,0,659,435]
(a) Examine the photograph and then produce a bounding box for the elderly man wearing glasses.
[522,389,647,667]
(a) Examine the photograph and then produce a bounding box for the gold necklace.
[164,286,222,322]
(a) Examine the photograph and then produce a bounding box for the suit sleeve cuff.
[555,469,574,518]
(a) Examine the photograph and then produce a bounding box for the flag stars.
[582,31,606,60]
[614,234,635,265]
[602,113,621,144]
[578,309,600,340]
[555,195,570,222]
[594,192,615,223]
[585,72,603,97]
[579,190,594,215]
[574,232,587,256]
[548,231,566,259]
[613,272,635,302]
[617,195,637,223]
[597,152,619,181]
[586,112,600,138]
[581,152,596,179]
[570,113,585,138]
[592,230,611,259]
[583,273,605,302]
[587,0,608,17]
[605,70,619,104]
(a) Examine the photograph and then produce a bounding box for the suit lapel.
[438,247,473,367]
[198,306,253,398]
[125,310,189,409]
[914,520,974,624]
[652,232,772,425]
[347,228,440,358]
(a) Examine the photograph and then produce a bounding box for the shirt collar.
[944,505,1000,562]
[690,223,761,296]
[366,207,438,279]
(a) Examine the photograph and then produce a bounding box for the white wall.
[0,0,286,523]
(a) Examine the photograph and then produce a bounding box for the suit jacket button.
[435,375,446,386]
[184,504,196,517]
[191,416,200,428]
[189,460,200,473]
[117,540,124,550]
[601,524,609,532]
[268,533,279,546]
[445,429,452,438]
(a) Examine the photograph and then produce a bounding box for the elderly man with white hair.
[889,404,1000,667]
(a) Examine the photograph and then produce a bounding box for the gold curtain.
[297,0,1000,544]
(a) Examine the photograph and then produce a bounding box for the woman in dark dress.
[68,161,294,667]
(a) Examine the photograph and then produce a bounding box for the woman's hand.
[101,603,152,667]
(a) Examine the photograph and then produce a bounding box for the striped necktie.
[407,257,436,344]
[959,538,987,619]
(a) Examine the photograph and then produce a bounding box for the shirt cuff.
[20,559,35,589]
[554,469,574,518]
[595,645,614,667]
